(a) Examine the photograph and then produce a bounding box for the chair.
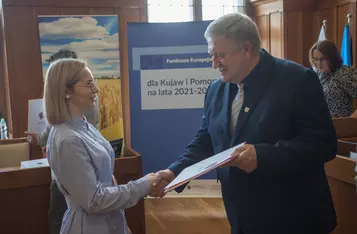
[0,138,29,168]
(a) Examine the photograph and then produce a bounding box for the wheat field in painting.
[97,79,123,130]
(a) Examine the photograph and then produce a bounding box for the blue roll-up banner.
[128,21,219,179]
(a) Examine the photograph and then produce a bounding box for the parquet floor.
[145,198,230,234]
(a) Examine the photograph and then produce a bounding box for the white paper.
[350,151,357,161]
[164,142,245,192]
[27,99,48,134]
[21,158,49,169]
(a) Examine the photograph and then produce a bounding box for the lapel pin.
[244,107,249,112]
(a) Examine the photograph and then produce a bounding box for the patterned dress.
[318,65,357,117]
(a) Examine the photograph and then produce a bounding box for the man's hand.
[225,144,257,173]
[149,169,175,198]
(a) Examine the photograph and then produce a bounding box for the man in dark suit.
[152,12,337,234]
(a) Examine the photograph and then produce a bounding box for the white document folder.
[164,142,245,193]
[27,99,48,141]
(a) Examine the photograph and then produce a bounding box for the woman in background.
[309,40,357,117]
[44,58,155,234]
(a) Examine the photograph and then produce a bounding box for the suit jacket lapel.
[231,50,275,146]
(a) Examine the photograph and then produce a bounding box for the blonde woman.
[44,58,156,234]
[26,49,101,234]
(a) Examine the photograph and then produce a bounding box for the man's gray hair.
[204,12,261,55]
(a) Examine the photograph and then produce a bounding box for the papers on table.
[21,158,49,169]
[164,142,245,193]
[350,151,357,161]
[27,99,48,139]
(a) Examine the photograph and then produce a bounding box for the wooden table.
[0,153,146,234]
[325,155,357,234]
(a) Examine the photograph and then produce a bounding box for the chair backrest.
[333,117,357,138]
[0,138,29,168]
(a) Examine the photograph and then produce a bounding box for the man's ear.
[242,42,253,54]
[239,42,254,58]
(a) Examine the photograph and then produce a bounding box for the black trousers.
[48,180,67,234]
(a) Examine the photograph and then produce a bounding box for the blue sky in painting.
[38,15,120,78]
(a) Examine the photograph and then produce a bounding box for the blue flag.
[341,23,352,65]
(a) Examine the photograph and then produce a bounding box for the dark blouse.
[318,65,357,117]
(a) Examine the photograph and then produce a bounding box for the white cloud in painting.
[40,45,65,54]
[79,50,119,60]
[67,33,119,51]
[92,64,112,69]
[41,50,120,63]
[89,65,120,77]
[39,16,120,78]
[39,16,109,39]
[40,33,119,54]
[42,60,120,79]
[86,58,120,78]
[104,59,120,65]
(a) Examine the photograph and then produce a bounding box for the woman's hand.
[112,175,118,185]
[24,131,38,145]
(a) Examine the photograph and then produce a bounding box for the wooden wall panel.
[89,8,116,15]
[139,5,148,22]
[252,0,283,16]
[117,7,141,149]
[301,12,316,66]
[284,10,314,67]
[250,0,284,58]
[60,7,89,15]
[35,7,61,15]
[250,0,315,65]
[257,15,270,52]
[283,0,317,11]
[3,7,44,138]
[284,12,302,63]
[318,0,357,10]
[312,11,321,44]
[0,7,11,130]
[270,12,283,58]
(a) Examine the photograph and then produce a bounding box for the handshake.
[145,169,175,198]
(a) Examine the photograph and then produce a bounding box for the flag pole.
[323,20,327,35]
[341,14,352,66]
[347,14,352,25]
